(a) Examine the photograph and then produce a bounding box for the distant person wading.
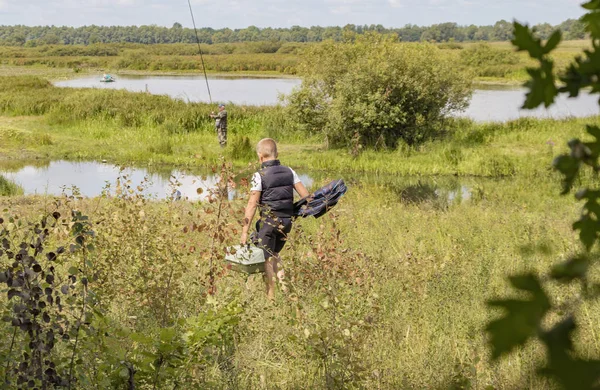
[210,104,228,148]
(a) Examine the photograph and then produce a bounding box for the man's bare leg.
[273,253,288,292]
[264,257,276,300]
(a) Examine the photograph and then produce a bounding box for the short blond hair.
[256,138,278,159]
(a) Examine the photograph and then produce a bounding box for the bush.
[438,41,464,50]
[0,175,23,196]
[148,139,174,155]
[286,34,473,148]
[460,43,520,68]
[227,136,255,161]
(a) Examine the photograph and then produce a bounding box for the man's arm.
[294,182,310,199]
[240,190,261,245]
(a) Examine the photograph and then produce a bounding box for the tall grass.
[0,40,584,83]
[0,172,589,388]
[0,175,23,196]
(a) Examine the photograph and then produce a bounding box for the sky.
[0,0,587,28]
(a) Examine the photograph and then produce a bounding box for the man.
[210,104,228,148]
[241,138,310,299]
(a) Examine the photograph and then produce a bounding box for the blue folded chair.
[293,179,348,219]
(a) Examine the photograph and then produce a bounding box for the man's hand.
[241,190,260,246]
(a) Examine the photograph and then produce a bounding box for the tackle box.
[225,245,266,274]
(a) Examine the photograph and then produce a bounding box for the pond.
[55,75,300,106]
[463,85,599,122]
[1,161,314,201]
[2,160,473,206]
[54,75,599,122]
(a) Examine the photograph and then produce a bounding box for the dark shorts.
[255,216,292,260]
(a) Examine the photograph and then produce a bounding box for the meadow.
[0,39,588,84]
[0,71,599,388]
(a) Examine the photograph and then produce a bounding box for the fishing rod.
[187,0,213,104]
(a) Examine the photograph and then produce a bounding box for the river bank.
[1,75,599,178]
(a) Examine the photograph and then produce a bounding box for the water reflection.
[462,88,599,122]
[353,176,474,207]
[54,75,301,106]
[1,160,314,201]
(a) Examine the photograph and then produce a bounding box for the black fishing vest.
[259,160,294,218]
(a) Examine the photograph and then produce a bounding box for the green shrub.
[227,136,255,161]
[460,43,520,68]
[482,153,516,177]
[443,145,464,166]
[36,133,53,145]
[438,41,464,50]
[476,64,519,77]
[286,35,473,148]
[161,119,184,135]
[148,139,174,155]
[0,175,23,196]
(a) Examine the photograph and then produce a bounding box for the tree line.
[0,19,586,46]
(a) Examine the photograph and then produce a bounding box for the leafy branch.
[487,2,600,388]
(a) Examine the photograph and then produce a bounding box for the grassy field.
[2,114,597,178]
[0,72,598,388]
[0,39,587,84]
[0,160,591,388]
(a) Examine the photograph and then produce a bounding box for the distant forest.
[0,19,586,46]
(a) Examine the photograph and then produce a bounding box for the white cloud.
[389,0,403,8]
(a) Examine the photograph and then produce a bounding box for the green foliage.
[0,76,269,133]
[512,23,561,108]
[287,35,473,148]
[227,136,255,161]
[0,210,98,388]
[0,175,23,196]
[486,3,600,389]
[460,43,521,78]
[148,139,174,155]
[460,43,519,66]
[0,19,587,46]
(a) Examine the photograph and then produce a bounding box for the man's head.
[256,138,278,163]
[218,104,225,111]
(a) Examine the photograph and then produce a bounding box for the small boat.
[100,74,116,83]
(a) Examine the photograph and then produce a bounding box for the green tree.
[559,18,586,40]
[42,33,61,45]
[88,33,101,44]
[487,3,600,389]
[286,33,472,148]
[534,22,554,39]
[491,20,513,41]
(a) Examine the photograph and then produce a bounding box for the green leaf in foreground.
[540,317,600,390]
[582,7,600,38]
[512,22,558,108]
[523,61,558,109]
[583,0,600,11]
[487,274,551,360]
[543,31,562,55]
[512,22,544,59]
